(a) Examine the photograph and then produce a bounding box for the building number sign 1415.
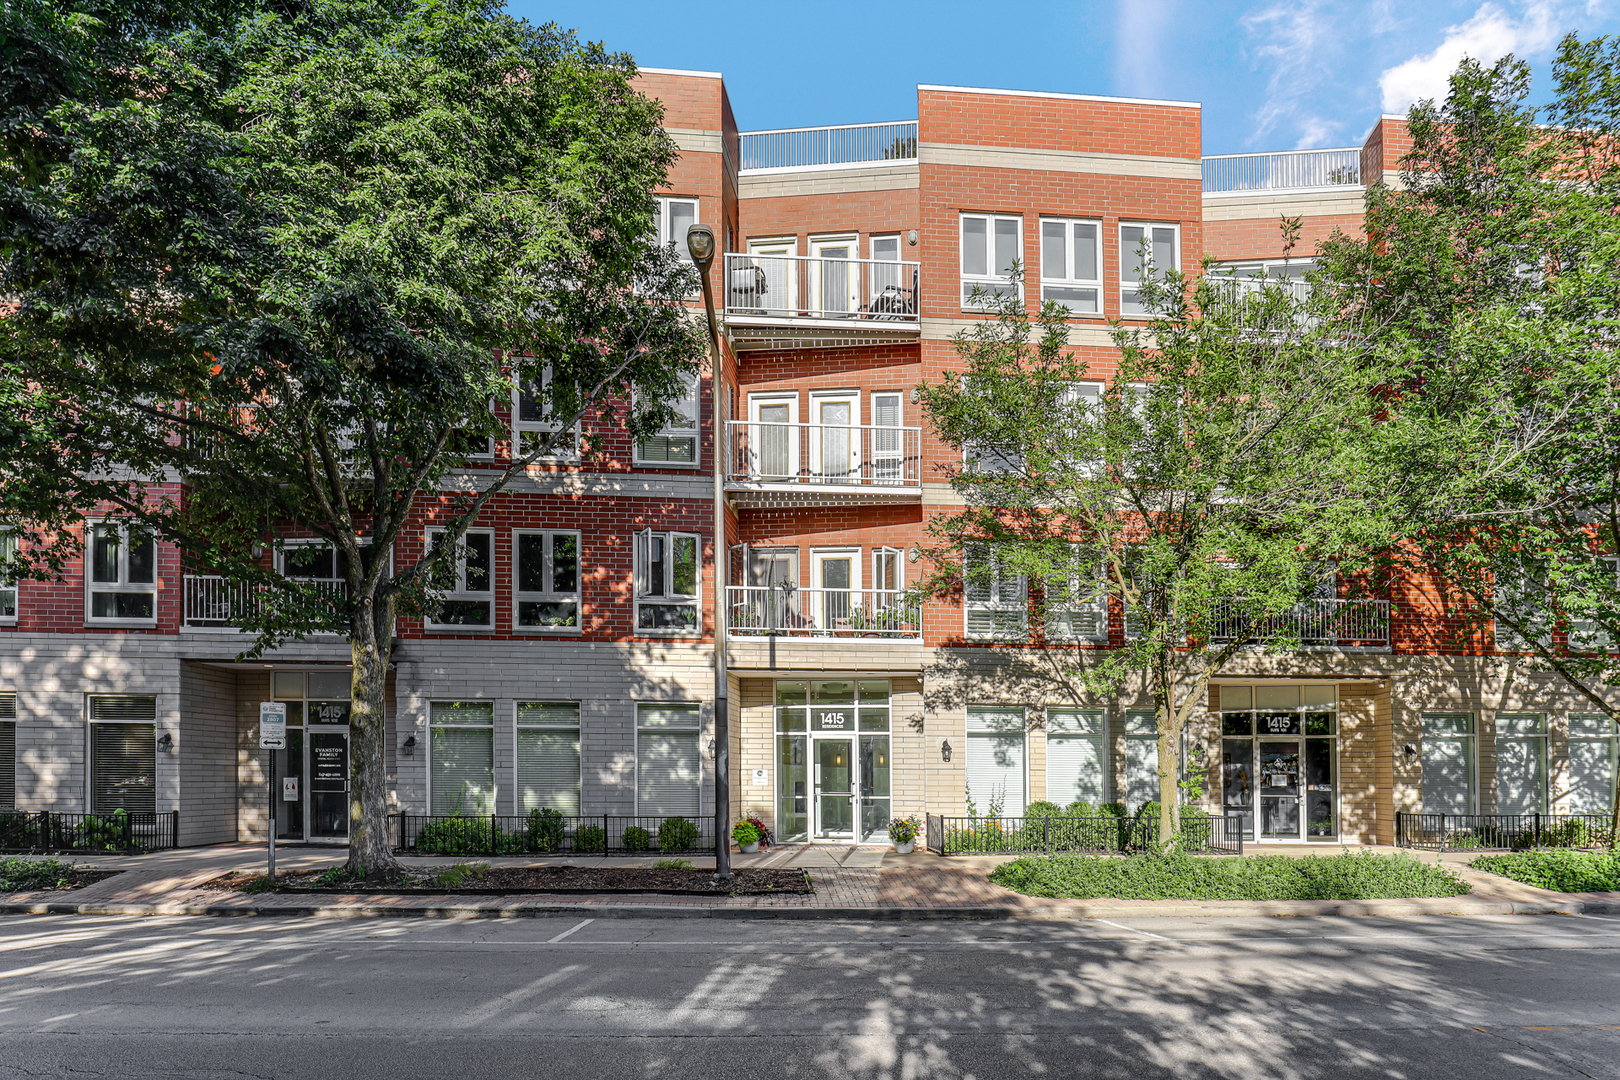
[814,709,849,730]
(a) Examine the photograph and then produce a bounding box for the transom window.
[86,522,157,623]
[426,529,493,629]
[635,530,700,633]
[515,530,580,632]
[960,213,1022,308]
[1120,222,1180,316]
[1040,218,1102,314]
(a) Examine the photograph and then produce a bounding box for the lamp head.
[685,223,716,271]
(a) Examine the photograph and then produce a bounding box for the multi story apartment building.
[0,70,1614,850]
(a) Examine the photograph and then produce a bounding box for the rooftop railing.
[738,121,917,172]
[1202,148,1362,193]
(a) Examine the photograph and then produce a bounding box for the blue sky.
[506,0,1620,155]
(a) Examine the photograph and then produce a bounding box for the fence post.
[124,810,133,855]
[1044,817,1051,857]
[491,812,498,857]
[605,813,610,854]
[1534,811,1542,849]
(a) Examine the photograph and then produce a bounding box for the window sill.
[84,622,160,630]
[513,626,584,636]
[631,459,704,470]
[424,625,496,634]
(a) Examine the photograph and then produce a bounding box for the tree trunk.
[1611,715,1620,852]
[347,592,404,881]
[1155,655,1181,851]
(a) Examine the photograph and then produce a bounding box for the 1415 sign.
[813,709,850,731]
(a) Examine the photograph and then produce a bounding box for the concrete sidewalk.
[3,842,1617,920]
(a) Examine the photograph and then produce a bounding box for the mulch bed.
[0,869,122,893]
[203,865,813,896]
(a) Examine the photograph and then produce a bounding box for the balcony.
[182,574,347,630]
[1202,148,1362,194]
[722,252,921,351]
[1207,599,1390,650]
[727,586,921,640]
[724,420,921,506]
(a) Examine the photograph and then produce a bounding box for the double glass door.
[1224,737,1335,841]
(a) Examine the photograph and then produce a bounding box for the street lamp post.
[685,223,730,880]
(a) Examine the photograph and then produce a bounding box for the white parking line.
[546,919,594,943]
[1094,919,1170,941]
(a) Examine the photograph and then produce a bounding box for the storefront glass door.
[775,679,891,843]
[1258,740,1302,840]
[815,737,854,838]
[309,728,350,841]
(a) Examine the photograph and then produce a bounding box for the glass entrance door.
[815,737,854,839]
[308,728,350,841]
[1258,740,1303,840]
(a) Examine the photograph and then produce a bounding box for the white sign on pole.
[259,702,287,749]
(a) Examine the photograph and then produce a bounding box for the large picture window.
[430,701,495,815]
[426,529,493,628]
[89,695,157,814]
[1040,218,1102,314]
[1421,713,1476,815]
[1568,714,1618,815]
[1493,712,1546,815]
[1119,222,1179,316]
[966,706,1026,817]
[86,522,157,623]
[514,530,580,632]
[516,703,581,815]
[636,704,701,816]
[960,213,1022,308]
[1046,708,1105,806]
[635,530,700,633]
[635,372,701,465]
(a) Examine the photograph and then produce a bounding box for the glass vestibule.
[272,670,354,843]
[775,680,890,842]
[1220,685,1338,841]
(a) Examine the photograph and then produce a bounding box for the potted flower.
[743,814,772,847]
[732,819,762,854]
[888,815,922,855]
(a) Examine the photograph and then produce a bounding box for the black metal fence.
[926,811,1244,856]
[0,810,180,855]
[393,812,718,857]
[1396,812,1614,852]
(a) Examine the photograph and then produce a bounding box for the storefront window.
[776,680,890,841]
[1218,685,1337,841]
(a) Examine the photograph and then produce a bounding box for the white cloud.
[1113,0,1168,99]
[1240,1,1350,149]
[1378,2,1564,113]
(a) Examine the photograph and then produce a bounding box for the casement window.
[426,529,494,629]
[429,701,495,815]
[1493,712,1547,815]
[652,196,699,262]
[635,371,701,466]
[514,530,580,632]
[1567,714,1618,815]
[870,234,907,300]
[512,362,581,461]
[636,703,701,816]
[965,707,1026,817]
[1120,222,1180,316]
[960,213,1022,308]
[1421,713,1476,815]
[1045,543,1109,643]
[872,547,903,595]
[1040,218,1102,314]
[516,702,581,815]
[1121,709,1160,811]
[0,532,16,623]
[0,693,15,809]
[635,530,700,633]
[1046,708,1106,806]
[963,545,1027,640]
[88,695,157,814]
[86,522,157,624]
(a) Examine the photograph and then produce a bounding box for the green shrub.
[0,857,75,892]
[526,808,566,853]
[0,812,37,850]
[431,862,489,889]
[1064,801,1095,817]
[731,820,761,847]
[574,824,607,853]
[416,815,523,856]
[621,825,651,852]
[1473,850,1620,892]
[658,816,701,852]
[77,809,131,852]
[1024,801,1063,818]
[990,851,1470,901]
[1098,802,1127,818]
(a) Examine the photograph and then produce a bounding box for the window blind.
[431,701,495,726]
[430,726,494,815]
[1568,716,1617,814]
[517,703,580,726]
[1421,714,1475,815]
[89,695,157,721]
[965,707,1025,817]
[1493,713,1546,815]
[91,722,155,813]
[0,718,14,809]
[517,729,580,814]
[1046,708,1105,806]
[636,731,700,816]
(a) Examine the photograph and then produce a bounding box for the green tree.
[1320,40,1620,840]
[0,0,707,878]
[915,259,1384,845]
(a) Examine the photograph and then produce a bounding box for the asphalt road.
[1,912,1618,1079]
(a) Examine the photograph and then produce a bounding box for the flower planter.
[893,839,915,855]
[739,841,760,854]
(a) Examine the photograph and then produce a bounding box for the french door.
[749,396,798,480]
[809,394,860,483]
[809,237,859,317]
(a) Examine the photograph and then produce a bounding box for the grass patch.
[430,862,489,889]
[652,858,695,870]
[1473,850,1620,893]
[0,857,76,892]
[988,851,1470,901]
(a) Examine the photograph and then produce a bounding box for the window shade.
[965,726,1025,817]
[517,729,580,814]
[0,693,15,720]
[1567,724,1617,815]
[0,720,14,809]
[1421,716,1475,814]
[1123,734,1158,810]
[637,731,700,816]
[1046,733,1105,806]
[430,726,494,815]
[517,703,580,726]
[91,723,155,813]
[431,701,494,726]
[89,695,157,721]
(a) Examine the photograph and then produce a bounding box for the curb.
[2,897,1615,920]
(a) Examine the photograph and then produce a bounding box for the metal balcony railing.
[725,420,921,490]
[738,121,917,171]
[1206,599,1390,648]
[726,586,921,639]
[182,574,347,628]
[1201,276,1318,328]
[1202,148,1362,193]
[723,252,919,326]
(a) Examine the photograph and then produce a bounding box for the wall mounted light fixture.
[157,732,174,753]
[401,735,417,757]
[907,229,918,246]
[940,739,952,763]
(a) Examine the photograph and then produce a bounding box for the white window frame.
[1045,543,1109,644]
[1119,222,1181,317]
[1421,712,1478,815]
[653,196,700,262]
[512,361,581,462]
[634,529,702,635]
[87,694,159,815]
[633,371,702,468]
[427,700,496,816]
[1567,714,1619,815]
[635,702,703,817]
[85,520,158,626]
[965,705,1028,817]
[1492,712,1548,815]
[747,392,800,481]
[278,538,350,585]
[514,701,582,816]
[425,528,495,630]
[0,531,17,624]
[1568,556,1619,651]
[1121,708,1160,811]
[1045,707,1108,807]
[1039,217,1103,315]
[513,529,581,634]
[963,544,1028,640]
[960,212,1023,310]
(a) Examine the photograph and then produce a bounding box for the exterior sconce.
[1402,743,1417,760]
[940,739,952,763]
[907,229,918,246]
[910,386,920,404]
[907,546,921,564]
[157,731,174,753]
[709,738,718,758]
[401,735,417,757]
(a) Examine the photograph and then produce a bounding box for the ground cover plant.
[1473,851,1620,892]
[0,857,116,892]
[988,851,1469,901]
[204,865,811,896]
